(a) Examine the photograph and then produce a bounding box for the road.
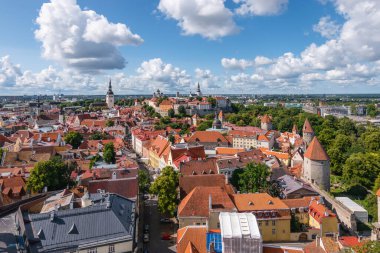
[143,198,176,253]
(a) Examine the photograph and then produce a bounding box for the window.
[87,248,97,253]
[196,223,201,225]
[272,220,276,226]
[265,220,269,226]
[272,229,276,235]
[217,222,220,228]
[109,245,115,253]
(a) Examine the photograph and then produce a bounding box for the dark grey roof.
[23,194,135,253]
[277,175,317,196]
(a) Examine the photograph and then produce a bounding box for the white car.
[143,233,149,243]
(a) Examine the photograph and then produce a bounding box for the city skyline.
[1,0,380,95]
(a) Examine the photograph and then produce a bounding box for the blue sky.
[0,0,380,95]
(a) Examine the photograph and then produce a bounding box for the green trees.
[106,120,115,127]
[342,152,380,189]
[103,143,116,164]
[27,157,74,192]
[197,120,212,131]
[207,97,217,108]
[178,105,187,116]
[354,241,380,253]
[327,134,355,175]
[149,166,179,217]
[89,131,108,140]
[138,170,151,194]
[64,132,83,149]
[231,163,270,193]
[367,104,378,118]
[168,108,175,118]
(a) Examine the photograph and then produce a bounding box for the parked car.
[160,218,171,223]
[144,224,149,233]
[161,233,171,240]
[143,233,149,243]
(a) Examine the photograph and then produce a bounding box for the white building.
[219,212,262,253]
[106,80,115,109]
[336,197,368,223]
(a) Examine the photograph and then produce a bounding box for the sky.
[1,0,380,95]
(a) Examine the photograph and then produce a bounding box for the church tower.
[302,119,314,146]
[303,137,330,191]
[106,79,114,109]
[196,82,202,97]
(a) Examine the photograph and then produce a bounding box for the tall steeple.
[106,79,114,109]
[196,82,202,96]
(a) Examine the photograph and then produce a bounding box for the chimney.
[209,194,212,211]
[112,171,117,180]
[315,235,320,247]
[225,174,229,185]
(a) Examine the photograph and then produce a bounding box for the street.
[143,198,176,253]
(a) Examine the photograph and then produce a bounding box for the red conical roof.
[304,137,329,161]
[292,124,298,133]
[261,114,271,123]
[303,119,314,133]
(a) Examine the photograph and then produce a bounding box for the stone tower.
[302,119,314,146]
[106,79,114,109]
[218,110,224,123]
[292,124,298,135]
[59,107,65,124]
[260,115,272,131]
[303,137,330,191]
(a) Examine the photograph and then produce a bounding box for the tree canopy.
[149,166,179,217]
[103,142,116,164]
[64,131,83,149]
[27,157,74,192]
[138,169,151,194]
[106,120,115,127]
[231,163,270,193]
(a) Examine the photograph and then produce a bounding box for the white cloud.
[0,56,22,87]
[254,56,273,66]
[35,0,143,71]
[157,0,239,39]
[233,0,288,16]
[195,68,220,89]
[313,16,340,39]
[221,58,253,70]
[117,58,192,93]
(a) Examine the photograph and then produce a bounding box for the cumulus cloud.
[313,16,340,39]
[35,0,143,71]
[0,56,22,87]
[221,58,254,70]
[157,0,239,39]
[195,68,220,89]
[233,0,288,16]
[117,58,192,93]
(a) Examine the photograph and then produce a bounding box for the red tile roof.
[179,158,218,176]
[309,199,336,223]
[303,119,314,133]
[88,177,138,199]
[177,226,207,253]
[178,186,236,217]
[179,174,234,199]
[304,137,329,161]
[231,193,289,212]
[339,236,363,248]
[261,114,272,123]
[187,131,230,144]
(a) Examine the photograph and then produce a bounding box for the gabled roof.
[88,177,138,199]
[179,158,218,176]
[187,131,229,144]
[304,137,329,161]
[231,193,289,212]
[178,186,236,217]
[303,119,314,133]
[261,114,272,123]
[309,199,336,223]
[179,174,234,199]
[177,226,207,253]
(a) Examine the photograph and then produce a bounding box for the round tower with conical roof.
[261,115,272,131]
[106,79,114,109]
[302,119,314,146]
[303,136,330,191]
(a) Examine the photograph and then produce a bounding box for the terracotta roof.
[179,174,234,199]
[215,147,245,155]
[177,226,207,253]
[170,146,206,161]
[321,237,340,253]
[261,114,272,123]
[309,199,336,223]
[263,246,304,253]
[339,236,363,248]
[179,158,218,176]
[377,188,380,197]
[282,196,319,208]
[187,131,230,144]
[0,177,26,195]
[178,186,236,217]
[303,119,314,133]
[88,177,138,199]
[304,137,329,161]
[231,193,289,212]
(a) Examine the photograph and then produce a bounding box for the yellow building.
[231,193,291,242]
[308,199,339,236]
[148,135,170,169]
